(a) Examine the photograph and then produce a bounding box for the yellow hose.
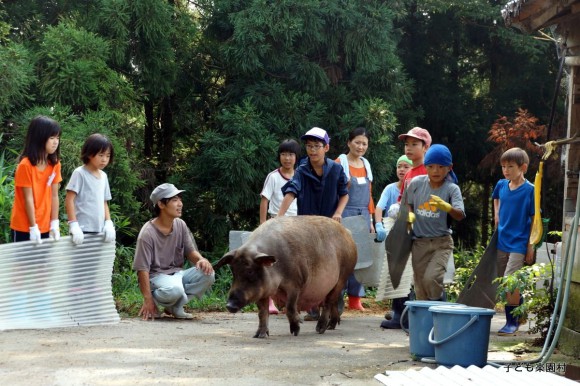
[530,162,544,245]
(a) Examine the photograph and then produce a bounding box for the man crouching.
[133,183,215,320]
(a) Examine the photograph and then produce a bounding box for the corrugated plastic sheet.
[0,234,120,330]
[375,365,577,385]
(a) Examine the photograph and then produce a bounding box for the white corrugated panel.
[375,365,577,385]
[0,234,120,330]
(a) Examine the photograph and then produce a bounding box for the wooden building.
[502,0,580,357]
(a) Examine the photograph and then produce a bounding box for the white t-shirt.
[261,168,297,216]
[66,165,112,233]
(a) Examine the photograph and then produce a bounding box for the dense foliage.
[0,1,565,268]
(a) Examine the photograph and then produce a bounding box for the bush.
[495,263,556,344]
[0,145,17,243]
[446,246,484,302]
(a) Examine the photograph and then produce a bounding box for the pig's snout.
[226,290,245,313]
[226,301,240,313]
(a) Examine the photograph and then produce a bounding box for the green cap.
[397,155,413,167]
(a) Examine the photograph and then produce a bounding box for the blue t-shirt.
[492,179,535,254]
[282,157,348,217]
[376,182,400,214]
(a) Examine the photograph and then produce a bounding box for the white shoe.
[165,306,193,319]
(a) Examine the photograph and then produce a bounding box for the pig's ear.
[213,250,235,270]
[255,253,277,267]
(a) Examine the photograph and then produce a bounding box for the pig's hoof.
[315,320,328,334]
[290,322,300,336]
[328,318,339,330]
[253,329,269,338]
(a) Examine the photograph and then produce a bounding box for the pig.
[213,215,357,338]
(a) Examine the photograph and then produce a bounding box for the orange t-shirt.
[10,157,62,233]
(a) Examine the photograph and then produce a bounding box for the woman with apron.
[336,127,376,311]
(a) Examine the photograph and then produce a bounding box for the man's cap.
[301,127,330,145]
[398,127,432,148]
[397,154,413,167]
[150,183,185,205]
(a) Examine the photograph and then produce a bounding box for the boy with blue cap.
[405,144,465,300]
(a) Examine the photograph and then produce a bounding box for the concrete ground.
[1,308,570,386]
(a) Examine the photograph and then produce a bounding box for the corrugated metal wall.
[0,234,120,330]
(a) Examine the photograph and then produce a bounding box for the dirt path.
[0,310,550,385]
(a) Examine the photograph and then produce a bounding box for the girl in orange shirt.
[10,116,63,243]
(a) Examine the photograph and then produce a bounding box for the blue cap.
[424,144,458,184]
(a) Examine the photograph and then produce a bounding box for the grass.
[112,268,233,316]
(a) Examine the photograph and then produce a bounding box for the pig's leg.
[320,285,342,332]
[284,291,301,336]
[316,304,331,334]
[254,298,270,338]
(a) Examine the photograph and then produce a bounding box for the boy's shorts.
[497,250,524,277]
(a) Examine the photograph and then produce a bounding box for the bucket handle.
[428,314,479,346]
[401,306,409,333]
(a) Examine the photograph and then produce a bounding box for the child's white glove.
[68,221,84,245]
[103,220,116,243]
[29,224,42,244]
[49,219,60,241]
[387,203,400,219]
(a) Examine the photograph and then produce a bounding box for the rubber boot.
[268,297,279,315]
[348,296,365,311]
[381,297,408,329]
[497,305,520,335]
[304,306,319,321]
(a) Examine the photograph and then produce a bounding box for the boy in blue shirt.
[278,127,349,220]
[278,127,349,320]
[492,147,535,335]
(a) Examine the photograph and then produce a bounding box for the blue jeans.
[150,267,215,309]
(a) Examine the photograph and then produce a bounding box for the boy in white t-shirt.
[259,139,300,314]
[259,139,300,224]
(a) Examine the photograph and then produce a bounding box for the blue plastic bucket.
[403,300,455,359]
[428,305,495,367]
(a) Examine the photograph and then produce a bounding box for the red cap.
[398,127,432,148]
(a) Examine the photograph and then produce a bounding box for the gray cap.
[150,183,185,205]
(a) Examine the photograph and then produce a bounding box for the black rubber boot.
[338,289,345,316]
[498,305,520,335]
[381,297,408,329]
[304,306,320,321]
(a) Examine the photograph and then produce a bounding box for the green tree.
[37,22,135,114]
[0,21,35,121]
[184,0,413,248]
[396,0,561,247]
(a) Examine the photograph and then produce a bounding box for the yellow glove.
[429,195,452,213]
[407,212,416,224]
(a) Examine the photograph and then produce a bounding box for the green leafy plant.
[446,246,484,302]
[494,263,556,344]
[0,145,17,244]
